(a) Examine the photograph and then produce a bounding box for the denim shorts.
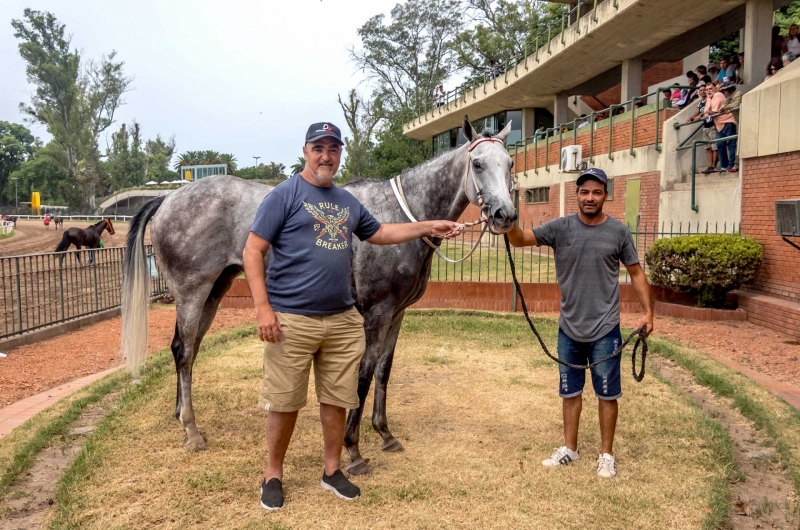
[556,326,622,400]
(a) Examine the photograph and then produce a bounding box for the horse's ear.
[495,121,512,143]
[462,115,477,143]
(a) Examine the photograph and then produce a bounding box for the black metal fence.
[429,220,740,283]
[0,246,168,340]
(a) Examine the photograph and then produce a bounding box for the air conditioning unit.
[775,199,800,236]
[560,145,583,172]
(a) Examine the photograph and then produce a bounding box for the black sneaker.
[320,469,361,500]
[260,477,284,510]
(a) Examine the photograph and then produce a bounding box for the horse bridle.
[103,218,113,234]
[390,137,507,264]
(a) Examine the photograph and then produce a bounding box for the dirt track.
[0,219,150,257]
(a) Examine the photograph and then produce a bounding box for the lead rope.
[503,233,648,382]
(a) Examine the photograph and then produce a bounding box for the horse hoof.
[382,437,405,453]
[185,432,207,452]
[347,458,370,476]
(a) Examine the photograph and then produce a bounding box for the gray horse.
[121,117,517,475]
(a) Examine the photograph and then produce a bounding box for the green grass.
[51,326,257,526]
[648,336,800,494]
[0,230,15,240]
[428,241,557,282]
[0,370,126,501]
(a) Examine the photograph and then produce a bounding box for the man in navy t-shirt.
[244,122,462,510]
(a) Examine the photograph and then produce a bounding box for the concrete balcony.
[403,0,782,141]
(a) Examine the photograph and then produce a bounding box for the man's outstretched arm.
[506,224,538,247]
[367,221,461,245]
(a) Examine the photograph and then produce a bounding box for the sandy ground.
[0,305,253,407]
[0,219,150,257]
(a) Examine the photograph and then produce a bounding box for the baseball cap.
[720,82,736,92]
[576,167,608,187]
[305,122,344,145]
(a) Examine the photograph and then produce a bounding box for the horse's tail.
[122,196,166,376]
[55,232,71,252]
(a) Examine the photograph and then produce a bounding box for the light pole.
[10,178,18,210]
[253,156,261,179]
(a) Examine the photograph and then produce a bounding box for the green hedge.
[645,234,763,308]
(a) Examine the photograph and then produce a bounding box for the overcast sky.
[0,0,399,170]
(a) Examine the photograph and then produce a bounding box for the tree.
[144,135,177,182]
[451,1,566,86]
[173,150,235,174]
[289,156,305,175]
[106,122,146,190]
[218,153,237,174]
[11,9,132,205]
[775,1,800,34]
[0,121,38,205]
[369,114,431,179]
[6,142,77,206]
[350,0,464,113]
[262,162,286,180]
[338,89,383,180]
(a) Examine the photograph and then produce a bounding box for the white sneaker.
[542,446,580,468]
[597,453,617,478]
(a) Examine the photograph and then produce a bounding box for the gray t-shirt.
[533,214,639,342]
[250,175,382,316]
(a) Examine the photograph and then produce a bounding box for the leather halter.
[390,137,505,264]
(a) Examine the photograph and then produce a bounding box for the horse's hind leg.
[172,267,241,451]
[372,315,405,453]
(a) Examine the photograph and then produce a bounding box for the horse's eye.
[472,160,481,170]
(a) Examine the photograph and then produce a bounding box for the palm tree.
[289,156,305,175]
[218,153,238,174]
[173,151,200,171]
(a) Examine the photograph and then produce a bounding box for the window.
[524,187,549,204]
[607,178,614,200]
[433,132,450,157]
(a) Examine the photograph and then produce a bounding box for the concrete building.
[403,0,800,337]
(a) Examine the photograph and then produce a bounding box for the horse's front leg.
[345,309,391,475]
[372,315,405,453]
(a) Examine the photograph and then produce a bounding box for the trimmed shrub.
[645,234,763,308]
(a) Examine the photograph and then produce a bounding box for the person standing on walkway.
[705,82,738,173]
[243,122,462,510]
[506,168,653,478]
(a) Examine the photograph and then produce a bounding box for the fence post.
[15,258,22,333]
[93,258,99,312]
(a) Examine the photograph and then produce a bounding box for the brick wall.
[740,152,800,303]
[511,108,678,172]
[584,61,684,110]
[518,184,560,228]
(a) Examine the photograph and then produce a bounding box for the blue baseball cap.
[305,122,344,145]
[576,167,608,187]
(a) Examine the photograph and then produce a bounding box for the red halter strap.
[468,137,505,152]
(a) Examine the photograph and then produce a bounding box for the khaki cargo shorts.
[261,307,366,412]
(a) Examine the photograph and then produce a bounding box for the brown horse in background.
[54,216,63,229]
[55,218,115,262]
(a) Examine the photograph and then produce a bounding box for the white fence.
[8,214,133,222]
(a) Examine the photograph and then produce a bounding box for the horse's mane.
[343,130,495,188]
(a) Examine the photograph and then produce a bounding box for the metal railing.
[0,246,167,340]
[674,106,740,212]
[404,0,610,126]
[507,86,697,173]
[429,219,739,284]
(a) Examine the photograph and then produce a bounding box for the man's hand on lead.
[256,305,283,343]
[430,220,463,239]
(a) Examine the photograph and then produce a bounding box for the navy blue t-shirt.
[250,175,382,315]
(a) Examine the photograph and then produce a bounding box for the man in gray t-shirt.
[507,167,653,479]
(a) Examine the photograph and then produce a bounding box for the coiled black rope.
[503,233,648,382]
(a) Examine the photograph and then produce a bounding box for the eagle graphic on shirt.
[303,202,350,246]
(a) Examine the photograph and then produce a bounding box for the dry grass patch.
[52,312,731,529]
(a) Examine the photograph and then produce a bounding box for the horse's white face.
[462,119,518,234]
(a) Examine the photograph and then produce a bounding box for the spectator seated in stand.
[613,106,626,116]
[676,71,700,108]
[783,52,797,67]
[766,58,783,80]
[695,64,713,85]
[716,58,737,84]
[634,100,645,109]
[534,124,547,140]
[787,24,800,56]
[773,25,786,59]
[708,65,720,84]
